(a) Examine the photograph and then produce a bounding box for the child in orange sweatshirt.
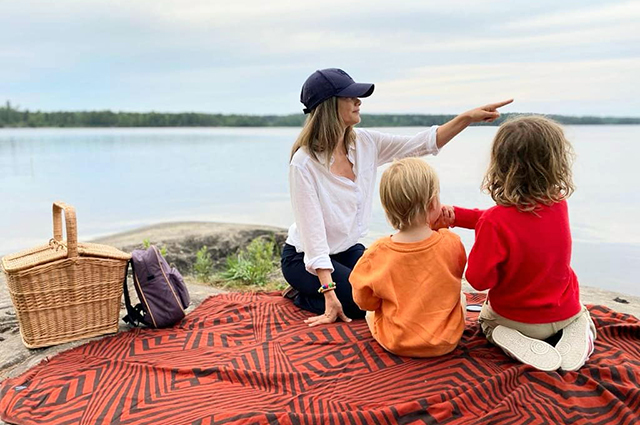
[350,158,467,357]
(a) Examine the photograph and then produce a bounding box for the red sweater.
[454,200,581,324]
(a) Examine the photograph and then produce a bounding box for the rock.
[93,222,288,274]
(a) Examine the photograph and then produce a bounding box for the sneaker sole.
[556,313,591,371]
[493,326,562,371]
[281,286,299,300]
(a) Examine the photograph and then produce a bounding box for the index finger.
[487,99,513,110]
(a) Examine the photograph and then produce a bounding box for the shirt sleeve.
[465,217,507,291]
[362,127,439,167]
[442,230,467,278]
[289,164,334,275]
[455,234,468,275]
[453,206,486,229]
[350,256,382,311]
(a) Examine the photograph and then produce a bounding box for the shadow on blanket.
[1,293,639,425]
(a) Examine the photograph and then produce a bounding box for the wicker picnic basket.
[1,202,131,348]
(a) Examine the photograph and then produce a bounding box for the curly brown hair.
[482,115,575,213]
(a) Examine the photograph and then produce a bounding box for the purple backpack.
[123,246,190,328]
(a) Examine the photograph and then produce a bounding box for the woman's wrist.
[458,111,474,124]
[323,290,339,301]
[318,281,337,294]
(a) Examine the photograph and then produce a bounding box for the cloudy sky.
[1,0,639,116]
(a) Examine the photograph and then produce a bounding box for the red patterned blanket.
[1,293,639,424]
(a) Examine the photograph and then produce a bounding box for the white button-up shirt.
[286,126,440,275]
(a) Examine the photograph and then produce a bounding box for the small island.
[1,101,639,128]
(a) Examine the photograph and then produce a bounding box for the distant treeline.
[1,102,638,128]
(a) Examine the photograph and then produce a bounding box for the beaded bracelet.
[318,282,337,294]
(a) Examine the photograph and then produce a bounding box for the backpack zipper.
[153,246,186,314]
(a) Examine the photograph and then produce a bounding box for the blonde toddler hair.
[482,115,575,213]
[380,158,439,230]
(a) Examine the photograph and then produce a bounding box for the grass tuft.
[220,237,278,287]
[142,238,167,256]
[194,245,214,282]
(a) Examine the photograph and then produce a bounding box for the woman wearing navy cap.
[281,68,512,327]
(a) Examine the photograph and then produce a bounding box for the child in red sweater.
[438,116,596,371]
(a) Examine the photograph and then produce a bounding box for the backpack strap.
[123,259,145,327]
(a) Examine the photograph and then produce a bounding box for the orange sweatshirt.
[351,230,467,357]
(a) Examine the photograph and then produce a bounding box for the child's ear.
[427,196,441,225]
[428,198,439,212]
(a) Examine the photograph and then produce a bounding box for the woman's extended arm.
[369,99,513,167]
[436,99,513,149]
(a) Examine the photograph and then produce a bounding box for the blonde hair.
[290,97,356,166]
[482,115,575,213]
[380,158,440,231]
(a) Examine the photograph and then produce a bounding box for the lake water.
[1,126,639,296]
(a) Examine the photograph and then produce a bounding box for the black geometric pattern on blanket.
[1,292,639,424]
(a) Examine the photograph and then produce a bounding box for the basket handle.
[52,201,78,258]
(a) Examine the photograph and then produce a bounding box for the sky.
[1,0,639,116]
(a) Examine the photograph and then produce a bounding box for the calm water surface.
[1,126,639,295]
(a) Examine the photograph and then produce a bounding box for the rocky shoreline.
[1,221,639,386]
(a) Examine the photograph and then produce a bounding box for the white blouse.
[286,126,440,275]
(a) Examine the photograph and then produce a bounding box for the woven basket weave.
[1,202,131,348]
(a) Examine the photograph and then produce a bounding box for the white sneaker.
[492,325,562,371]
[556,313,595,371]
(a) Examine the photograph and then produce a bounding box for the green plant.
[194,245,214,282]
[142,238,167,256]
[220,236,277,286]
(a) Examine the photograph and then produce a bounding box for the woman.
[281,67,512,327]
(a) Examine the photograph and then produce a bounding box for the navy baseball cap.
[300,68,375,114]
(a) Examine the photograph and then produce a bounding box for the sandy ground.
[1,221,639,418]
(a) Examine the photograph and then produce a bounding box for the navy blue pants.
[280,243,366,319]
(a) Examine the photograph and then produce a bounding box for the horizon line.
[3,103,639,120]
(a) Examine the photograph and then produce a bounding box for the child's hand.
[432,205,455,229]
